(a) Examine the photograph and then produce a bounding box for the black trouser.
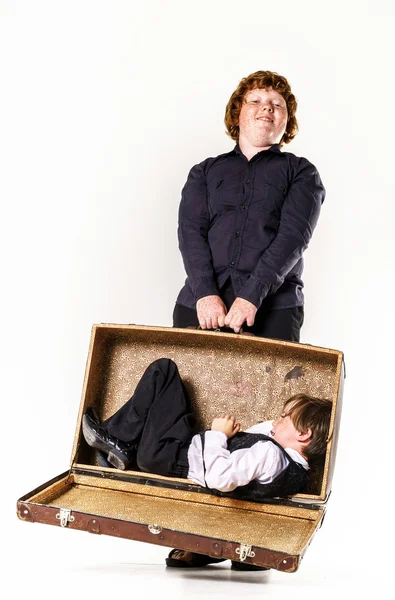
[102,359,194,477]
[173,279,304,342]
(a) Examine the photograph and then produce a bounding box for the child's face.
[271,409,301,449]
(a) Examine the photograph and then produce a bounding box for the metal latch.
[235,543,255,562]
[56,508,75,528]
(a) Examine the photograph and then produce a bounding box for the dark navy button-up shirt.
[176,144,325,310]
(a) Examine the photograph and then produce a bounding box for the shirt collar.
[267,425,309,470]
[285,448,310,470]
[233,143,282,158]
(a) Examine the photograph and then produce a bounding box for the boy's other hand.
[211,415,241,438]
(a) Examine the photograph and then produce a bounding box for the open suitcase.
[17,324,344,572]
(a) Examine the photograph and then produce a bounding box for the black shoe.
[166,550,226,568]
[84,410,115,469]
[231,561,270,571]
[85,406,101,425]
[97,450,140,471]
[97,451,114,468]
[82,413,136,470]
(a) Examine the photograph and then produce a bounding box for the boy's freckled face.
[238,87,288,147]
[271,414,300,448]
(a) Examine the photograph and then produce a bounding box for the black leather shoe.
[85,406,101,425]
[97,451,114,468]
[84,409,114,469]
[82,413,136,470]
[231,561,270,571]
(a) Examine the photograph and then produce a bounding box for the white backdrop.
[1,1,394,598]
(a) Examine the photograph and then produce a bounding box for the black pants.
[102,359,194,477]
[173,280,304,342]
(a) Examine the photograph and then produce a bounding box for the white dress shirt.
[187,420,309,493]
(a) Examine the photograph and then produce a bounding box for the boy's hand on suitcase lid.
[211,415,241,438]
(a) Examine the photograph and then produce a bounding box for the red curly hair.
[224,70,298,146]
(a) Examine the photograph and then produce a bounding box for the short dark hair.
[224,70,298,146]
[283,394,333,460]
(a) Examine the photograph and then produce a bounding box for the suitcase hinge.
[235,543,255,562]
[56,508,75,528]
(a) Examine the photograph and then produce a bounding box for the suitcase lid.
[18,468,325,572]
[71,324,344,505]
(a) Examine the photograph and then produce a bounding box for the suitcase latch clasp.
[236,543,255,562]
[56,508,75,528]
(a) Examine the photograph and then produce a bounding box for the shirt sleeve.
[203,430,283,492]
[178,162,219,300]
[237,158,325,308]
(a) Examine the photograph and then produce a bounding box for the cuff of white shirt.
[204,431,228,447]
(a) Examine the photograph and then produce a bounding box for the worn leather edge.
[16,502,302,572]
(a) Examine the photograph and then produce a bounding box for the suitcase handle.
[188,325,255,336]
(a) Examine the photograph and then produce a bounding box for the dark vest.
[200,431,309,502]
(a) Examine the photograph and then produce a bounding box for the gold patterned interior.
[26,473,323,556]
[72,325,343,501]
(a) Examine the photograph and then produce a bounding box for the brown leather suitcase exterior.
[17,324,344,572]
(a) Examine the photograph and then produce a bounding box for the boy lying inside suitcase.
[82,358,332,571]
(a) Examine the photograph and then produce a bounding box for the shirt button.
[246,179,250,184]
[229,261,235,268]
[234,231,240,238]
[241,205,246,210]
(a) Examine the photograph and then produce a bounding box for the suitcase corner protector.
[17,502,34,522]
[275,555,299,572]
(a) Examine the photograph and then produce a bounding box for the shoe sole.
[97,452,112,468]
[107,450,128,470]
[82,416,129,470]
